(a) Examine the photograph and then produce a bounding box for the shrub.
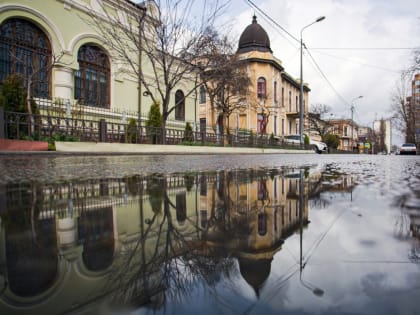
[248,130,254,145]
[324,134,340,149]
[0,74,38,114]
[184,122,193,142]
[126,118,138,143]
[146,101,162,144]
[146,101,162,128]
[48,142,56,151]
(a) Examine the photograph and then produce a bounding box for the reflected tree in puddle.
[1,164,417,314]
[393,194,420,264]
[106,169,311,309]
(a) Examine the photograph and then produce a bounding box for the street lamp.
[300,275,325,297]
[350,95,363,152]
[299,16,325,145]
[299,170,324,297]
[138,7,147,129]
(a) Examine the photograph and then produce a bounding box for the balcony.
[286,110,299,119]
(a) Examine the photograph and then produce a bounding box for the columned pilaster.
[52,65,74,100]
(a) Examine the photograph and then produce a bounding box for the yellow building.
[200,16,310,137]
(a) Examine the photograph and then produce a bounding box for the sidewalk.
[53,142,314,154]
[0,141,314,155]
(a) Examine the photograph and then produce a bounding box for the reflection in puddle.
[0,165,418,314]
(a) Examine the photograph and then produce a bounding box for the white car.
[399,143,417,155]
[283,134,328,154]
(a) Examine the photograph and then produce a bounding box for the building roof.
[282,72,310,92]
[237,15,272,54]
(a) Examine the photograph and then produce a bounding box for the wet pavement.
[0,154,419,315]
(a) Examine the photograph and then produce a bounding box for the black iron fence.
[0,107,311,150]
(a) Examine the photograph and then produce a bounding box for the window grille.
[0,18,51,98]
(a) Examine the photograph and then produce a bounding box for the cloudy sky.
[219,0,420,144]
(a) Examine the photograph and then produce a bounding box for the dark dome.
[237,15,272,54]
[238,258,272,298]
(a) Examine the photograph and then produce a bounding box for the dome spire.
[237,15,272,54]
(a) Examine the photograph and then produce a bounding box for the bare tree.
[247,92,275,136]
[208,65,250,137]
[84,0,228,138]
[308,103,333,140]
[390,72,416,143]
[197,29,250,139]
[4,50,64,133]
[408,48,420,74]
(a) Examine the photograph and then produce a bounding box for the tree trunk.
[26,78,34,136]
[223,111,228,147]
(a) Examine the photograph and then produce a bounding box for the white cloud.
[222,0,420,144]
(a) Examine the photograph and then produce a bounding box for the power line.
[308,48,403,74]
[244,0,299,43]
[253,8,300,50]
[242,0,389,109]
[243,0,301,65]
[309,47,418,51]
[242,0,352,107]
[304,46,351,107]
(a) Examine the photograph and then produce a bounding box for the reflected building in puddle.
[0,169,323,313]
[198,170,308,297]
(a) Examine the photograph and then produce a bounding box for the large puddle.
[0,154,418,314]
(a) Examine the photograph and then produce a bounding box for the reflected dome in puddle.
[0,155,418,315]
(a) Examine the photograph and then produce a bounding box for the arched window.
[176,192,187,224]
[199,85,206,104]
[78,207,114,271]
[6,217,57,297]
[0,18,51,98]
[175,89,185,121]
[75,44,110,107]
[257,77,266,98]
[274,81,278,103]
[258,212,267,236]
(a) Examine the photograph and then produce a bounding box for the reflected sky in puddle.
[0,154,418,315]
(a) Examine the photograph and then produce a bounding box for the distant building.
[410,73,420,145]
[373,119,392,154]
[329,119,358,151]
[358,126,374,154]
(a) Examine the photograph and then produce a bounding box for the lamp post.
[350,95,363,152]
[300,275,325,297]
[299,169,324,297]
[138,8,147,129]
[299,16,325,145]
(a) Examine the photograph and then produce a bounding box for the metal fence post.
[0,107,4,139]
[99,119,107,142]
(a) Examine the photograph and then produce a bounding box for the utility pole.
[137,7,146,129]
[350,104,354,151]
[350,96,363,152]
[299,16,325,145]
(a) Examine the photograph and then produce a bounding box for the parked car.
[399,143,417,155]
[283,134,328,154]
